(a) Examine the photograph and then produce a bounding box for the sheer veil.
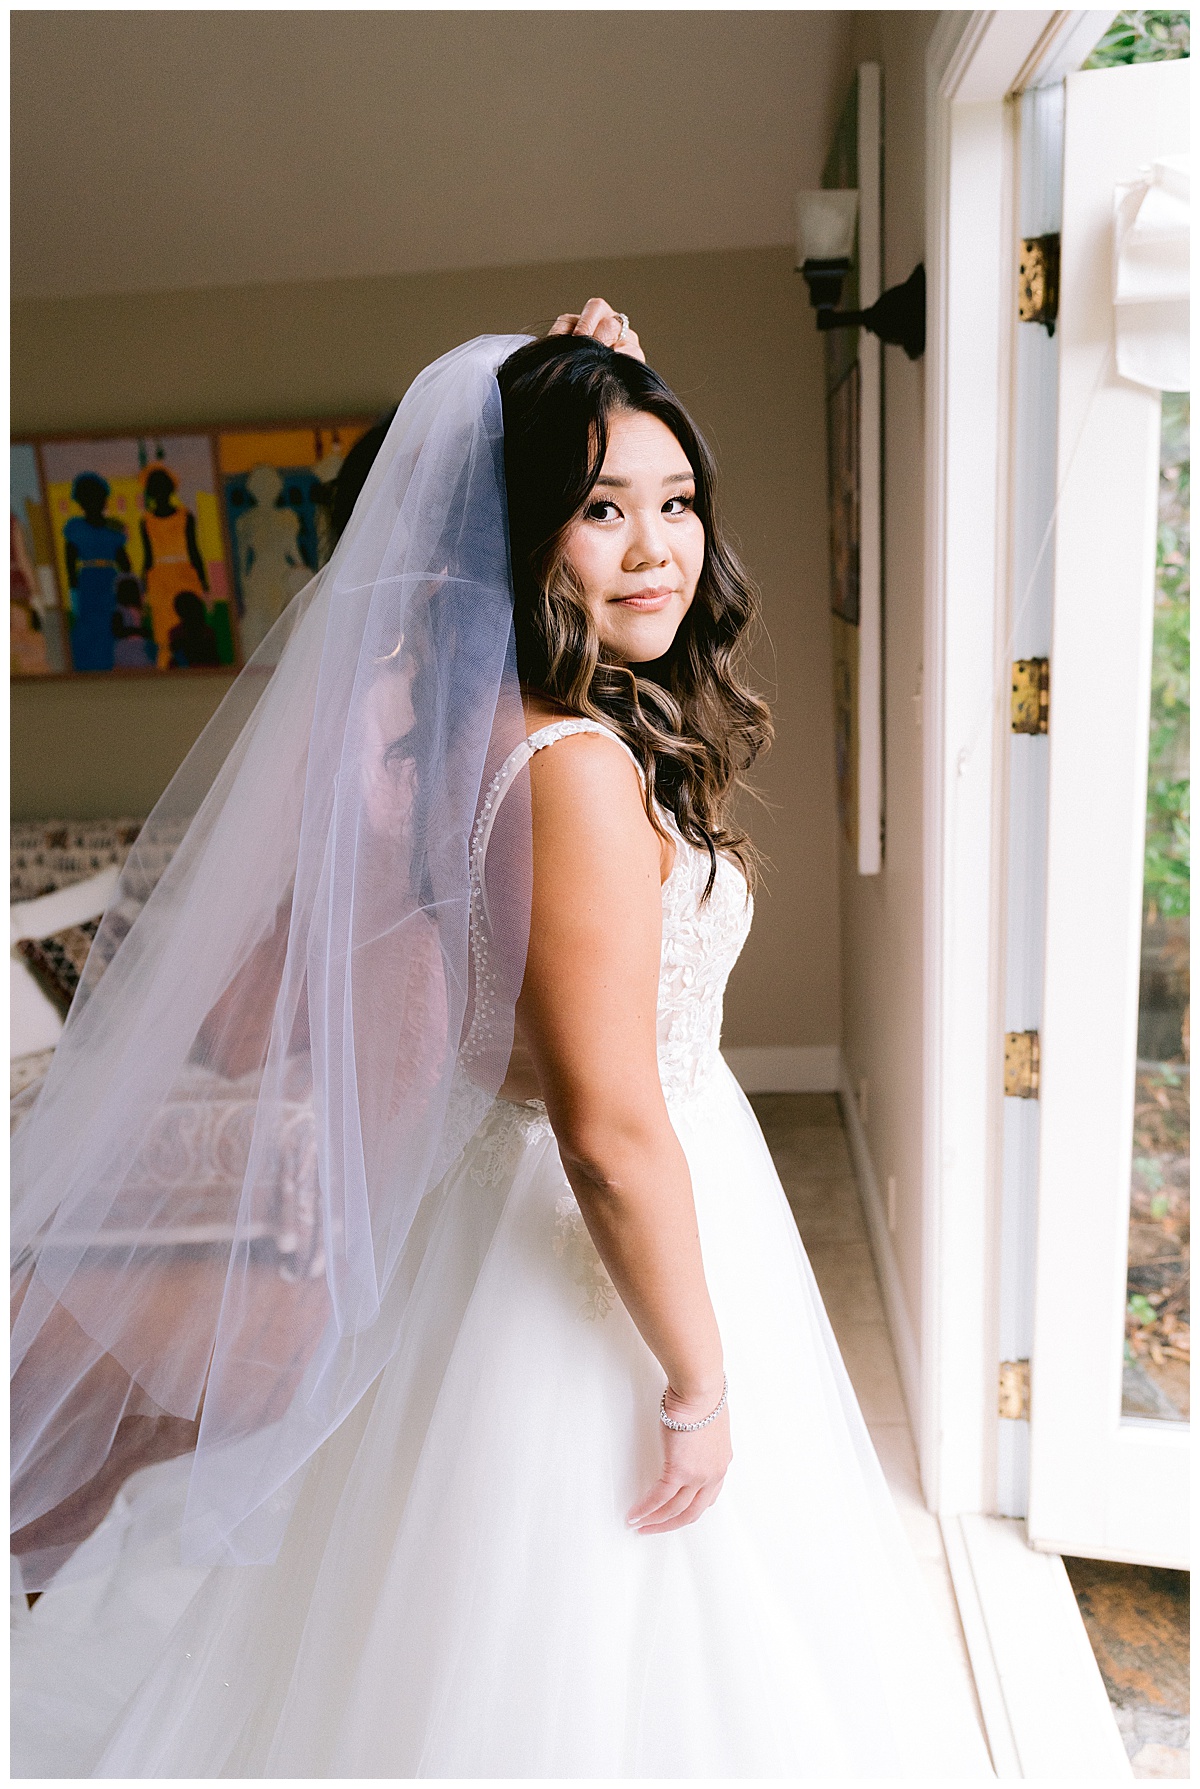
[11,334,535,1591]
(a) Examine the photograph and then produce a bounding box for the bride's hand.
[548,297,646,363]
[626,1387,732,1535]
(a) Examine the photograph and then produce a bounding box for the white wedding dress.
[11,720,993,1779]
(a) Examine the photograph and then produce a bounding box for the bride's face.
[560,409,705,666]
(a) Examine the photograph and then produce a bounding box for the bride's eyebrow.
[593,471,695,488]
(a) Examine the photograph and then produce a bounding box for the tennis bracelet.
[659,1374,728,1432]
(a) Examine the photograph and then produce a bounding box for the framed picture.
[831,621,859,853]
[12,415,380,680]
[38,433,235,675]
[11,442,69,675]
[217,423,373,658]
[822,63,883,874]
[827,362,861,627]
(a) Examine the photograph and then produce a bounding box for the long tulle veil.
[11,334,535,1591]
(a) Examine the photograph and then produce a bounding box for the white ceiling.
[11,10,851,302]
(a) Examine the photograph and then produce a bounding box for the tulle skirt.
[11,1060,993,1778]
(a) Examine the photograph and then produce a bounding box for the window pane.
[1123,392,1190,1423]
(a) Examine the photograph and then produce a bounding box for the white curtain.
[1113,153,1190,391]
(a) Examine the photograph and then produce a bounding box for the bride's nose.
[623,509,671,571]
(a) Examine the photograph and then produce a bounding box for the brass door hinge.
[998,1359,1031,1420]
[1011,658,1049,733]
[1018,234,1060,333]
[1004,1030,1040,1099]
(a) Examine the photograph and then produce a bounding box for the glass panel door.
[1026,55,1190,1568]
[1123,394,1189,1423]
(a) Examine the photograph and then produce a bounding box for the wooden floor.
[748,1091,987,1739]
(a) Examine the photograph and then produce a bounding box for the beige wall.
[838,15,938,1336]
[13,11,850,300]
[11,245,842,1051]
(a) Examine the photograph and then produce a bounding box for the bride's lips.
[612,586,679,610]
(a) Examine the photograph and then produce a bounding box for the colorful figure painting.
[217,424,372,657]
[11,443,69,675]
[39,435,235,673]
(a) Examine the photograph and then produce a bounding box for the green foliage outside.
[1096,7,1190,1413]
[1144,396,1190,920]
[1084,16,1190,912]
[1084,10,1190,67]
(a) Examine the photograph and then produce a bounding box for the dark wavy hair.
[497,335,771,895]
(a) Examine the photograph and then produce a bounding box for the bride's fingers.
[635,1488,712,1535]
[629,1483,696,1531]
[646,1477,726,1534]
[547,304,607,341]
[575,296,619,342]
[546,302,644,360]
[626,1476,690,1527]
[613,325,645,363]
[581,303,643,360]
[629,1488,693,1531]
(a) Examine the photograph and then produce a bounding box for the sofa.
[10,818,323,1278]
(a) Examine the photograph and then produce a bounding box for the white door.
[1028,56,1190,1567]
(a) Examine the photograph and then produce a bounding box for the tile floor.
[750,1090,1192,1784]
[748,1091,987,1737]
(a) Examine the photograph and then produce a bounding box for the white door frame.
[919,10,1117,1515]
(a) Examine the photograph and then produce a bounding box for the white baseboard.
[835,1055,923,1438]
[723,1044,841,1093]
[941,1513,1133,1780]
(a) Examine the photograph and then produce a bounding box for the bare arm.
[515,733,731,1532]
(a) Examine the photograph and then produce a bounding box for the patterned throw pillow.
[15,919,101,1018]
[9,819,144,902]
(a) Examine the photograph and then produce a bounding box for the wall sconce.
[795,189,927,361]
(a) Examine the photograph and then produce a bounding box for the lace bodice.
[463,719,752,1106]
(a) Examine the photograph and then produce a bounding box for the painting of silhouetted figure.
[168,590,222,668]
[10,442,68,676]
[111,573,156,669]
[11,513,52,675]
[231,464,310,657]
[140,467,211,668]
[63,473,131,672]
[218,421,373,657]
[41,433,237,674]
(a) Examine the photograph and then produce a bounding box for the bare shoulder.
[529,726,661,951]
[528,725,646,824]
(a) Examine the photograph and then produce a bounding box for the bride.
[11,301,992,1778]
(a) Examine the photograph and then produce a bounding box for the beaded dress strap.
[469,720,643,912]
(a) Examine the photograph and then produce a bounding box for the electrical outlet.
[887,1175,897,1232]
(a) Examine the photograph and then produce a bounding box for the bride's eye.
[584,498,622,522]
[664,492,696,516]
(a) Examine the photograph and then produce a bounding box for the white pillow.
[10,863,122,1058]
[11,959,64,1056]
[11,863,122,946]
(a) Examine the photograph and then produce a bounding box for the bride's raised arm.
[516,727,731,1536]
